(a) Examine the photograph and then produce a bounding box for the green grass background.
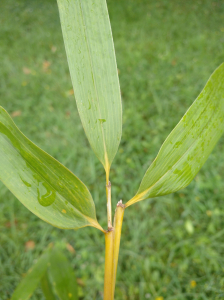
[1,0,224,299]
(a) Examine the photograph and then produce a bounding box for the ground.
[1,0,224,299]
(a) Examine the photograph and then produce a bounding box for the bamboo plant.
[1,0,224,299]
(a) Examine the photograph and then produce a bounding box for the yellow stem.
[112,201,125,298]
[104,230,114,300]
[106,181,112,229]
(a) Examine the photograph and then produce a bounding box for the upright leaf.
[0,107,103,231]
[57,0,122,178]
[11,251,49,300]
[41,271,57,300]
[48,249,78,300]
[126,63,224,207]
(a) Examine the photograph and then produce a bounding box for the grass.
[1,0,224,299]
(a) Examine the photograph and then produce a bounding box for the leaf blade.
[48,249,78,300]
[41,271,57,300]
[126,63,224,207]
[11,251,49,300]
[57,0,122,174]
[0,107,103,231]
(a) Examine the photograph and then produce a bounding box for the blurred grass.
[1,0,224,299]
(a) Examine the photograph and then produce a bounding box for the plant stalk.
[106,181,112,229]
[112,200,125,298]
[104,229,114,300]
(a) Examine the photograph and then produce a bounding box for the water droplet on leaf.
[37,182,56,207]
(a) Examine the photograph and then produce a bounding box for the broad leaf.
[48,249,78,300]
[57,0,122,178]
[126,63,224,207]
[0,107,103,231]
[11,251,49,300]
[41,271,57,300]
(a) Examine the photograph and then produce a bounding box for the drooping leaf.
[41,271,57,300]
[11,251,49,300]
[48,249,78,300]
[57,0,122,178]
[0,107,103,231]
[126,63,224,207]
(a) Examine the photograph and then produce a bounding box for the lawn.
[1,0,224,299]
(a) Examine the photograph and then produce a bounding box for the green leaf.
[0,107,103,231]
[57,0,122,178]
[126,63,224,207]
[11,251,49,300]
[41,271,57,300]
[48,249,78,300]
